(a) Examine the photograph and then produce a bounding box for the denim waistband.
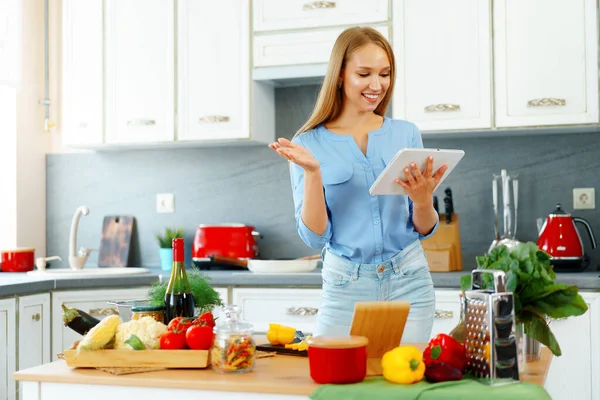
[321,239,422,279]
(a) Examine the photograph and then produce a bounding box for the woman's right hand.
[268,138,320,172]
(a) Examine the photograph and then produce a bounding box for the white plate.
[247,260,319,274]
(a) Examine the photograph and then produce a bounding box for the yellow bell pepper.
[382,345,426,384]
[266,323,296,345]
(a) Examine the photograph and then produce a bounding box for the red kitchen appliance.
[192,224,260,268]
[1,248,35,272]
[537,203,597,271]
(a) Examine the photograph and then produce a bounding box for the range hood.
[252,63,328,88]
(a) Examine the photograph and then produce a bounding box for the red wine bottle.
[164,238,195,324]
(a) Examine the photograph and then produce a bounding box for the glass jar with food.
[131,304,164,323]
[211,304,256,374]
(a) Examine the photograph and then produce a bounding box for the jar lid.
[131,305,164,312]
[214,305,253,334]
[306,335,368,349]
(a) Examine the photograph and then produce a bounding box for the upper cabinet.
[62,0,103,147]
[253,0,388,31]
[392,0,492,131]
[251,0,390,81]
[177,0,250,141]
[104,0,175,144]
[61,0,600,148]
[493,0,598,128]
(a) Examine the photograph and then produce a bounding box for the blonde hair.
[294,27,396,138]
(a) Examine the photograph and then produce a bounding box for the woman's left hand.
[395,156,448,206]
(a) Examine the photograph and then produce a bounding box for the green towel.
[310,377,551,400]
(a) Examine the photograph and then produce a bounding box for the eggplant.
[425,362,463,383]
[61,304,100,335]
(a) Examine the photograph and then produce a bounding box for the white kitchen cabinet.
[50,288,149,360]
[431,289,462,339]
[17,294,50,400]
[544,291,600,400]
[493,0,599,127]
[61,0,104,146]
[253,0,389,32]
[0,298,16,400]
[254,25,389,68]
[104,0,175,144]
[392,0,492,131]
[177,0,250,141]
[232,288,322,334]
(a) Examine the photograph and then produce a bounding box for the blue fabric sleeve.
[409,123,439,240]
[288,137,332,249]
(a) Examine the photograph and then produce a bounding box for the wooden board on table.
[350,301,410,376]
[97,216,134,268]
[255,343,308,357]
[62,349,209,368]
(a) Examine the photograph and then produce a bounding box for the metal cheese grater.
[464,269,520,385]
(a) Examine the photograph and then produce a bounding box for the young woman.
[268,26,448,342]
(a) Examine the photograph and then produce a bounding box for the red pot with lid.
[192,224,260,262]
[1,248,35,272]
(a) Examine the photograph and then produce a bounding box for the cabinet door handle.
[303,1,336,10]
[286,307,318,316]
[126,119,156,127]
[434,310,454,319]
[424,104,461,112]
[89,308,119,317]
[31,313,41,321]
[527,98,566,107]
[198,115,230,123]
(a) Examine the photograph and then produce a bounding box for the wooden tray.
[62,349,209,369]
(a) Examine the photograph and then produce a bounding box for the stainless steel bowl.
[107,299,151,322]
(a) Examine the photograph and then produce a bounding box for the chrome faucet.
[69,206,91,270]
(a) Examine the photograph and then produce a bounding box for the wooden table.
[14,347,552,400]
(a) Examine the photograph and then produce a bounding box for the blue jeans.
[314,239,435,343]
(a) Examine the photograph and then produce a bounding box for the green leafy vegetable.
[460,242,588,356]
[147,268,224,314]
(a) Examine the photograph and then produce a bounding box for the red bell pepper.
[422,333,467,372]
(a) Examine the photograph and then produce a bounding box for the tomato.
[195,312,215,328]
[186,325,214,350]
[160,331,187,350]
[168,317,193,334]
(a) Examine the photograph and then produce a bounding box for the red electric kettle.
[537,203,597,271]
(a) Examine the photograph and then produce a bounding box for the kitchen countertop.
[13,345,552,396]
[1,267,599,298]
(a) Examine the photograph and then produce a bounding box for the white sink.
[26,267,151,278]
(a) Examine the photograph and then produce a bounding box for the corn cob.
[77,315,121,351]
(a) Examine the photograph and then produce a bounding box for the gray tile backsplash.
[47,85,600,271]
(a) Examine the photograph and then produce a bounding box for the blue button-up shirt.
[289,117,438,264]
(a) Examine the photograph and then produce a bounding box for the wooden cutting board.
[349,301,411,376]
[97,216,134,268]
[255,343,308,357]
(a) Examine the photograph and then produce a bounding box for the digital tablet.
[369,148,465,196]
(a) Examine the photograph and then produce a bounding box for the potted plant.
[460,242,588,357]
[156,227,184,271]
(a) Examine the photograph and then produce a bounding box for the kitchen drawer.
[232,288,322,334]
[431,289,461,339]
[253,0,389,32]
[51,288,149,359]
[253,25,389,68]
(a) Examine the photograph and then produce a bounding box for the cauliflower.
[114,316,168,350]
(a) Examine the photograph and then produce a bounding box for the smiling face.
[340,42,391,114]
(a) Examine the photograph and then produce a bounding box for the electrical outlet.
[156,193,175,213]
[573,188,595,210]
